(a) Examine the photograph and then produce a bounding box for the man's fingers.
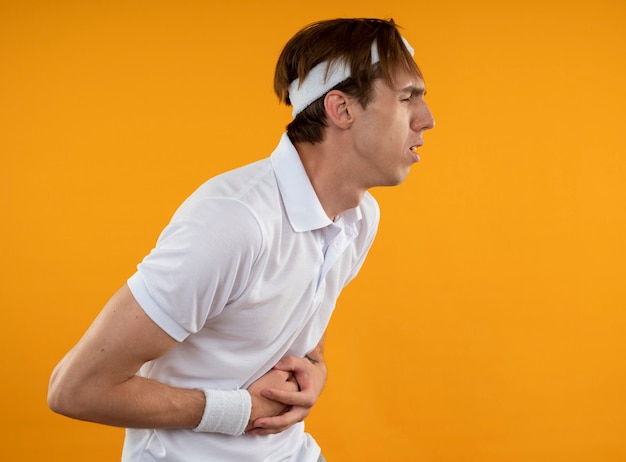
[246,425,291,436]
[246,354,324,436]
[252,406,308,432]
[273,356,298,372]
[261,387,315,408]
[273,354,314,373]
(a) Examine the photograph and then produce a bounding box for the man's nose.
[413,103,435,132]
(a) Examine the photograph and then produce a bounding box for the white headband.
[288,37,414,117]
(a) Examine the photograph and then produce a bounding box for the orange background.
[2,1,625,461]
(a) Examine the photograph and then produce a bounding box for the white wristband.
[193,388,252,436]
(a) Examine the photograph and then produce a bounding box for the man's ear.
[324,90,354,129]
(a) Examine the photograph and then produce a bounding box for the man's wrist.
[193,388,251,436]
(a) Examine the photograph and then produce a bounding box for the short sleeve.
[127,197,264,342]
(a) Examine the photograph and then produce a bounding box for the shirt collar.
[271,133,332,232]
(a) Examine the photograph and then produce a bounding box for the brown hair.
[274,18,422,144]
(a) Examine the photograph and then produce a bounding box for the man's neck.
[294,140,366,220]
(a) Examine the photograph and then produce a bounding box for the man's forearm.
[50,354,296,434]
[49,361,206,429]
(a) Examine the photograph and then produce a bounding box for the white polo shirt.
[123,133,380,461]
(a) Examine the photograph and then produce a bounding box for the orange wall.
[2,1,625,460]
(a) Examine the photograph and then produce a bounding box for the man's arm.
[247,336,328,435]
[48,284,297,432]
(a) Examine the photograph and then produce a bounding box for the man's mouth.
[410,145,421,161]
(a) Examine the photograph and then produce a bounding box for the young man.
[48,18,434,462]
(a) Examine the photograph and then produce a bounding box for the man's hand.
[246,353,327,436]
[246,369,299,432]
